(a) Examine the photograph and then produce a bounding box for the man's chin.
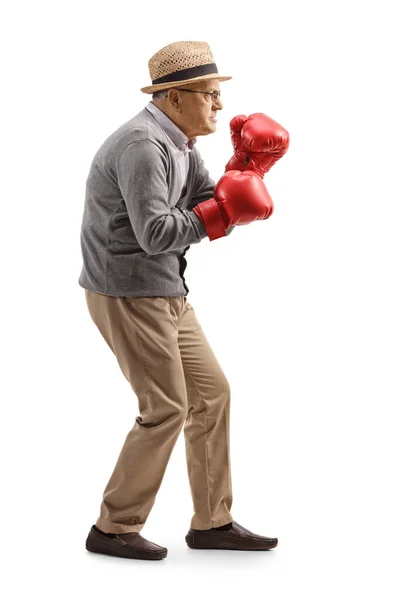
[205,123,218,134]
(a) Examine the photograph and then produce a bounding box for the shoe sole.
[86,534,167,560]
[186,543,276,551]
[186,535,278,551]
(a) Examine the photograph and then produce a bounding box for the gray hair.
[152,89,170,101]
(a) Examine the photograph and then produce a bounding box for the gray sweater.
[78,104,234,297]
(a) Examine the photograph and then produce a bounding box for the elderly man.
[80,40,280,561]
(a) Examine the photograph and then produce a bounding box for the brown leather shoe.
[85,525,168,560]
[185,521,278,551]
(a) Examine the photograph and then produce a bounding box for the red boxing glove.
[193,170,274,241]
[225,113,290,178]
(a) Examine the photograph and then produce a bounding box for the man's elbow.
[138,226,168,255]
[140,240,162,255]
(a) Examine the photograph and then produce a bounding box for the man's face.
[158,78,223,139]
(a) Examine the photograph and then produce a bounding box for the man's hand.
[225,113,290,178]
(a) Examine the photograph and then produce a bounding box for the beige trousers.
[85,290,233,534]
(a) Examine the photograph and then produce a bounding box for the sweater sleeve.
[115,139,209,255]
[187,149,236,237]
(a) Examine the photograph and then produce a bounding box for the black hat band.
[152,63,218,85]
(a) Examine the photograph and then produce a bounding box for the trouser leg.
[177,300,234,530]
[85,291,188,534]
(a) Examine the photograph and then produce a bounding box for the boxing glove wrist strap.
[193,198,228,241]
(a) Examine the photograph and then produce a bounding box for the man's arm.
[187,149,236,236]
[116,139,209,254]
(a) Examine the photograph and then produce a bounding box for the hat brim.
[141,73,232,94]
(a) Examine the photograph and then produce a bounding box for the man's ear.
[168,89,182,112]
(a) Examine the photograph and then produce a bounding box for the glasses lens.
[212,91,220,101]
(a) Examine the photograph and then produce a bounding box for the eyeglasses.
[173,88,221,103]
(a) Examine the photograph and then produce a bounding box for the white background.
[2,1,399,598]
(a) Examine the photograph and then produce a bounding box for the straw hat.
[140,41,232,94]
